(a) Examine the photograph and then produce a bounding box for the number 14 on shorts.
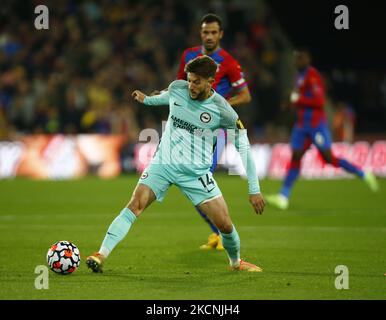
[198,174,215,192]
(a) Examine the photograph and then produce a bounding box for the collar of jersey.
[200,46,222,57]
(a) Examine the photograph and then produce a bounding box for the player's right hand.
[131,90,146,103]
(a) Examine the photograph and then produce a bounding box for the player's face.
[294,51,311,70]
[187,72,214,100]
[200,22,223,52]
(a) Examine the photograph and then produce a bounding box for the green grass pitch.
[0,175,385,300]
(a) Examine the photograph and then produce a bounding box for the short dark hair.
[201,13,223,30]
[184,56,218,79]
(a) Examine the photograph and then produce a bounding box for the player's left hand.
[249,193,265,215]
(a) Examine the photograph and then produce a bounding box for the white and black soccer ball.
[47,241,80,274]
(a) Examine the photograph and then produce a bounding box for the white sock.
[229,257,241,268]
[99,246,110,258]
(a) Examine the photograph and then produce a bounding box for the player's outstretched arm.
[132,89,170,106]
[150,88,168,96]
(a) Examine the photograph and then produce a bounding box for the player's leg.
[266,127,310,210]
[87,166,171,273]
[100,183,156,256]
[197,196,262,272]
[196,129,227,250]
[314,126,378,192]
[86,184,156,273]
[318,148,379,191]
[179,172,261,271]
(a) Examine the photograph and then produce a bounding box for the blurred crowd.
[0,0,290,142]
[1,0,382,144]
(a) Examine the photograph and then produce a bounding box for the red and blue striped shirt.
[293,66,326,128]
[177,46,248,99]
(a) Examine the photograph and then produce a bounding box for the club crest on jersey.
[200,112,211,123]
[141,172,148,179]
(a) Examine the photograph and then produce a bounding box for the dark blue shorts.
[290,122,332,151]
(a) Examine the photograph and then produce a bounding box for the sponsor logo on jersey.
[170,115,203,135]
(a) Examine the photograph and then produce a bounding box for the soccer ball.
[47,240,80,274]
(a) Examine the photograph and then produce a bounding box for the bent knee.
[127,198,145,217]
[217,219,233,234]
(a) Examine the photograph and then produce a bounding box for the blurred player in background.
[332,101,355,142]
[176,14,252,250]
[266,48,379,210]
[86,56,265,273]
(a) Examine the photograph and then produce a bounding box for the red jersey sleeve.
[296,69,325,108]
[176,49,188,80]
[227,57,248,91]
